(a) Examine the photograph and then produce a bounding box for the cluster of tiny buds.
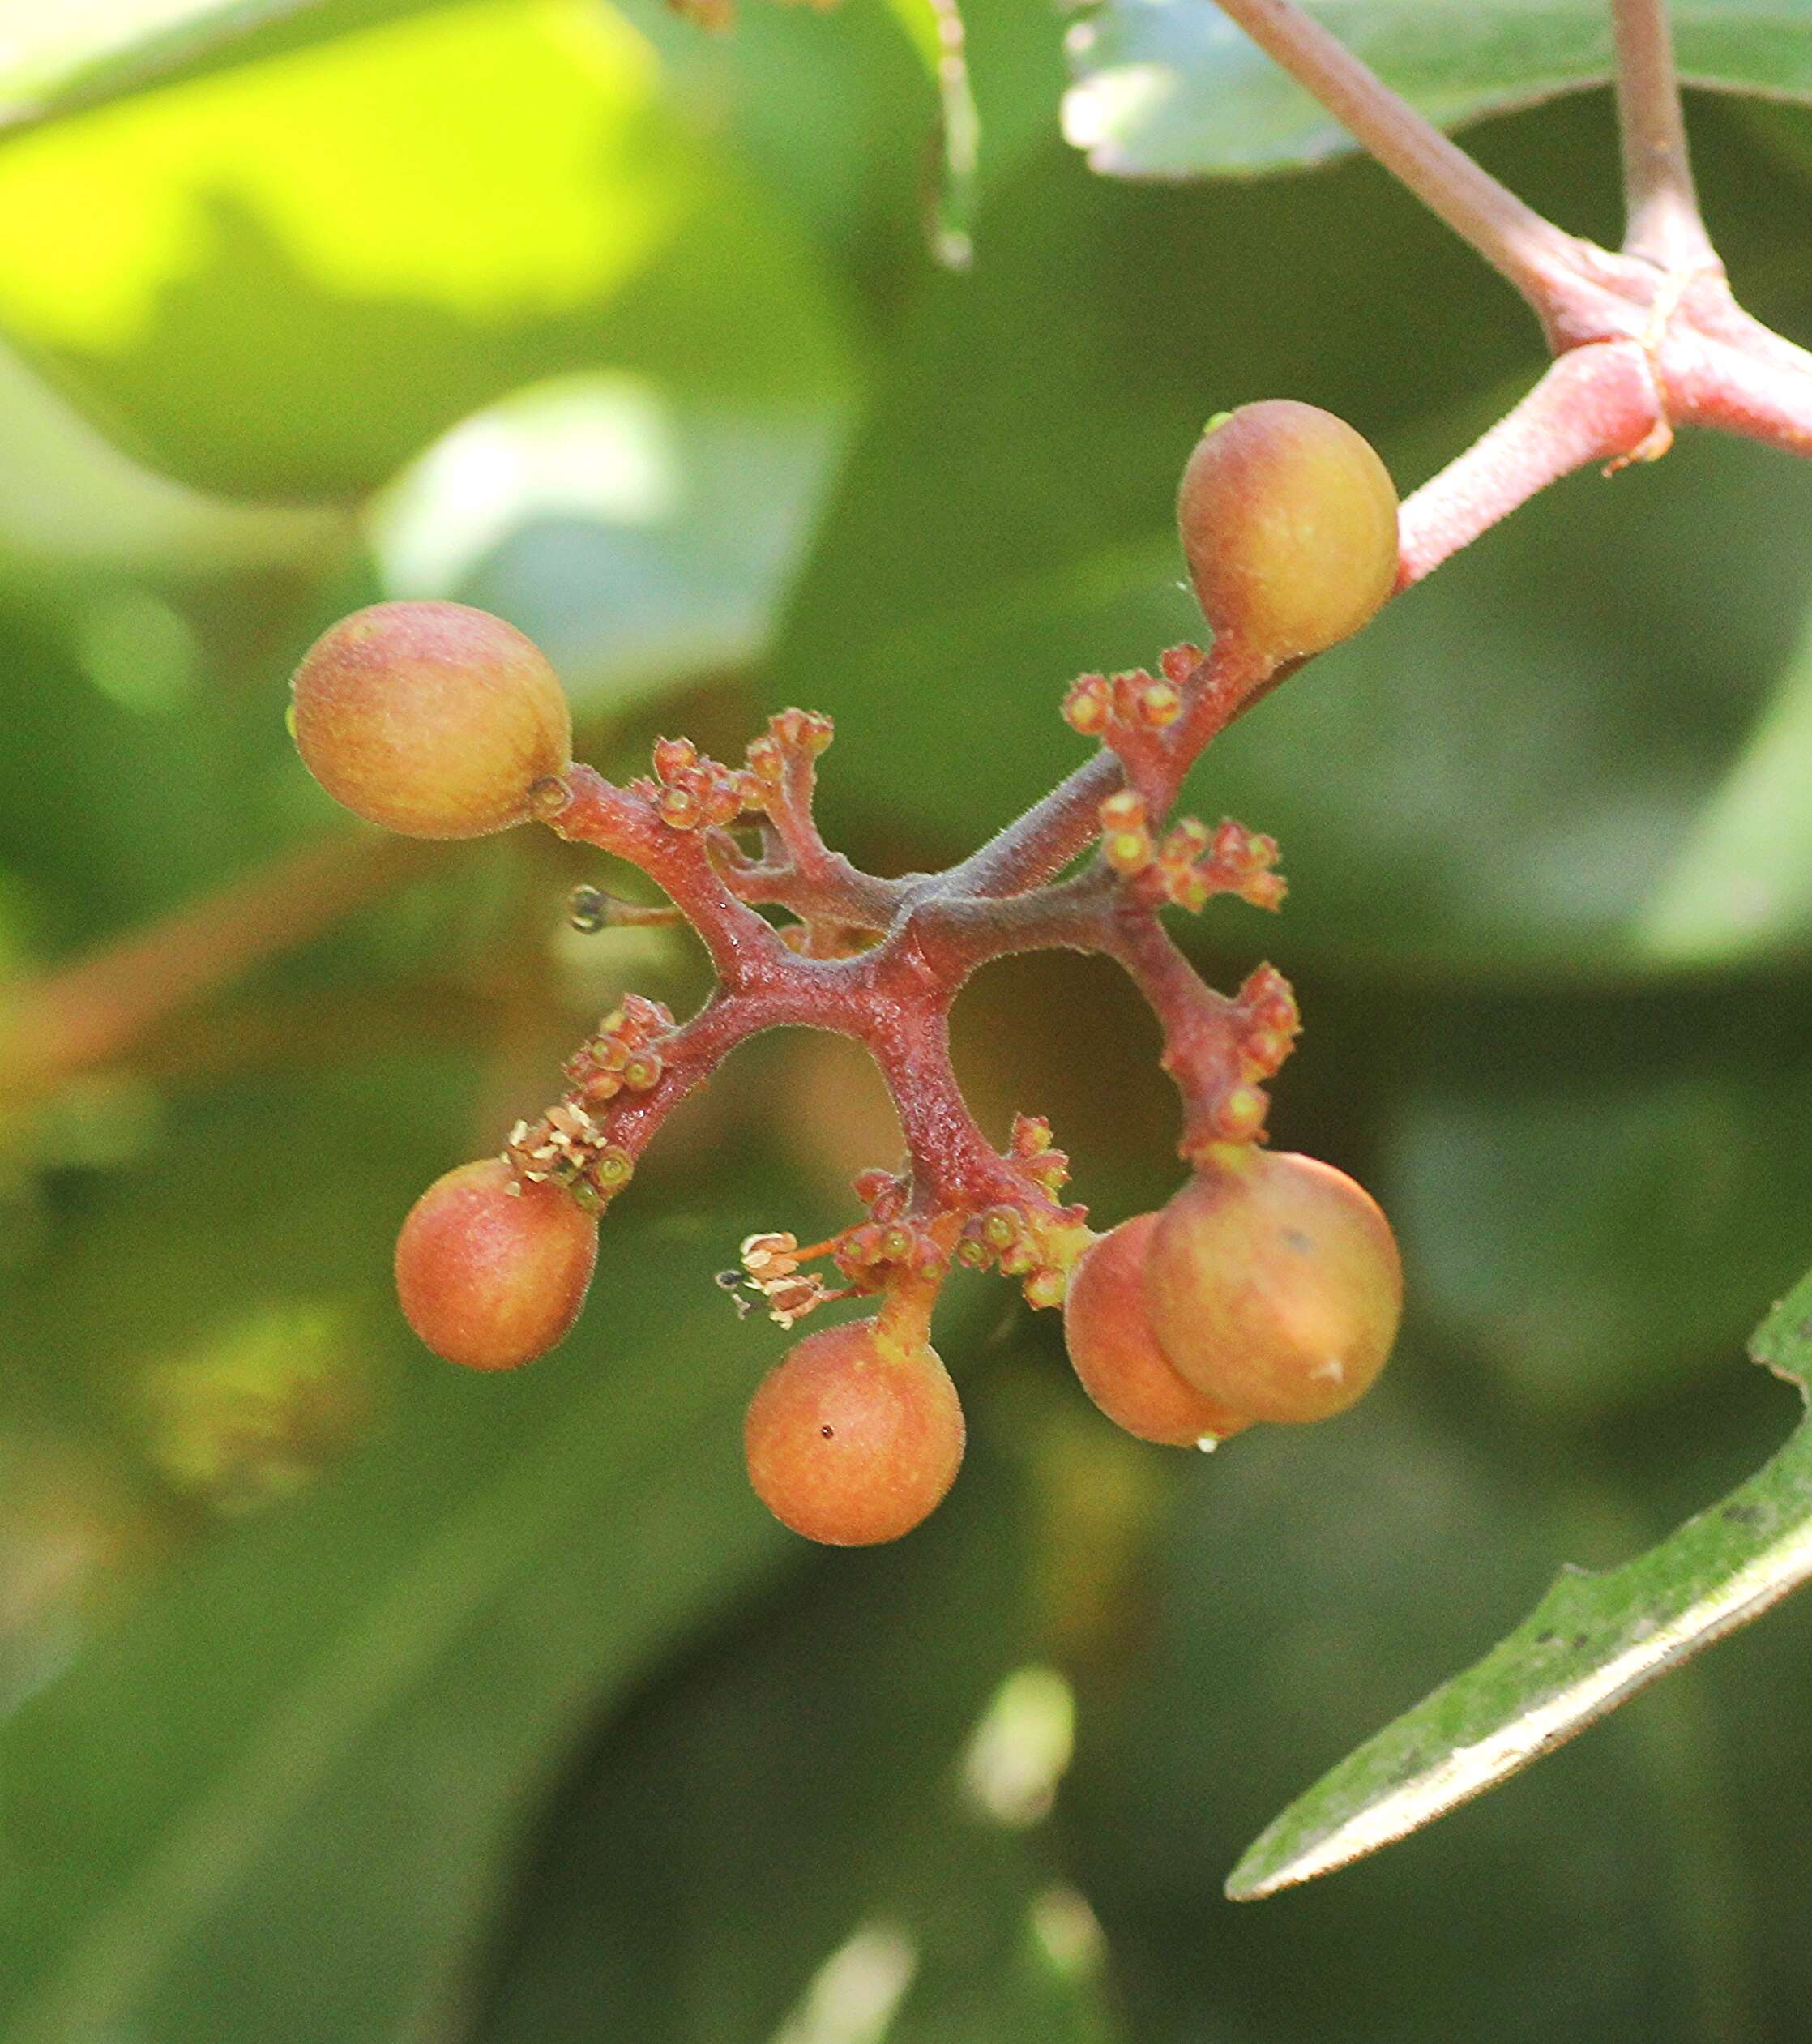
[1062,661,1186,739]
[503,994,678,1208]
[562,993,675,1105]
[833,1217,945,1289]
[1233,963,1301,1081]
[721,1117,1084,1328]
[1176,965,1303,1152]
[949,1117,1082,1307]
[954,1204,1079,1307]
[1160,816,1285,913]
[1095,794,1284,914]
[641,735,765,832]
[1009,1112,1071,1191]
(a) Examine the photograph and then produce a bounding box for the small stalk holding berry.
[288,399,1407,1546]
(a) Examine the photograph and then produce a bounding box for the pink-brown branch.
[1612,0,1717,272]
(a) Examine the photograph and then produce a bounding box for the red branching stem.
[734,738,909,932]
[867,1004,1028,1214]
[767,739,825,870]
[1662,282,1812,457]
[553,767,791,989]
[945,640,1273,905]
[943,750,1126,900]
[442,0,1812,1401]
[1096,910,1248,1155]
[595,978,865,1162]
[1612,0,1716,272]
[519,2,1812,1289]
[1395,342,1667,584]
[717,836,908,932]
[911,870,1118,977]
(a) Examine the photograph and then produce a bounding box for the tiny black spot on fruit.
[820,1425,835,1439]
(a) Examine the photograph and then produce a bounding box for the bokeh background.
[3,1,1812,2038]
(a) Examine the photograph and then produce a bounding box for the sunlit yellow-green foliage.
[3,0,1812,2039]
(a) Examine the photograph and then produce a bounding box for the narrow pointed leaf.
[1228,1263,1812,1901]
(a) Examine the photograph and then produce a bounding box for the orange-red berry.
[1144,1149,1402,1424]
[1063,1215,1250,1446]
[1177,401,1398,663]
[743,1319,964,1545]
[290,601,571,839]
[394,1157,597,1371]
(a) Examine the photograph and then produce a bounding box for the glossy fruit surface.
[291,600,571,838]
[395,1157,597,1370]
[1064,1215,1250,1446]
[744,1319,964,1545]
[1145,1149,1402,1423]
[1177,400,1399,661]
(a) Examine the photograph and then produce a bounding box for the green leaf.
[0,340,337,577]
[0,1071,802,2043]
[1062,0,1812,182]
[0,0,455,134]
[0,596,297,932]
[1228,1266,1812,1901]
[1058,1382,1737,2037]
[0,0,852,499]
[886,0,984,267]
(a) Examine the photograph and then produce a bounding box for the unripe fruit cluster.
[286,397,1410,1550]
[1063,1149,1402,1443]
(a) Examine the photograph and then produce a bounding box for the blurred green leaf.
[0,1069,801,2044]
[473,1426,1122,2043]
[1229,1268,1812,1903]
[0,600,292,934]
[886,0,983,267]
[368,369,850,720]
[0,0,454,134]
[1062,0,1812,181]
[0,0,851,499]
[1637,607,1812,965]
[0,340,340,576]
